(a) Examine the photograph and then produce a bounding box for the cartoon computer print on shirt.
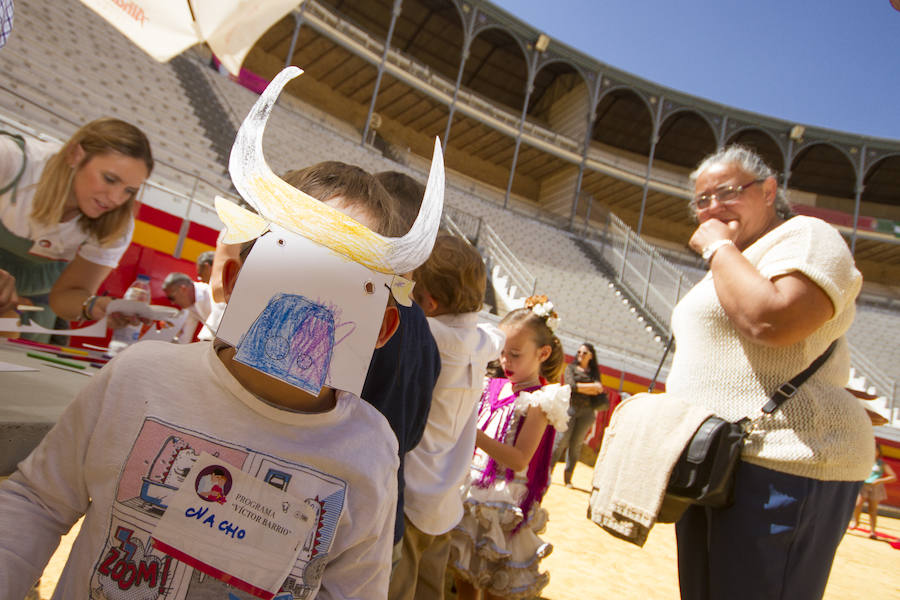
[89,417,345,600]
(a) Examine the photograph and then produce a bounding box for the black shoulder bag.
[652,338,837,518]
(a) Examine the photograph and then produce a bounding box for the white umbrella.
[79,0,301,75]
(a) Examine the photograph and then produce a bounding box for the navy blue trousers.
[675,461,861,600]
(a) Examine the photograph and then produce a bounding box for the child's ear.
[220,257,243,302]
[210,237,242,303]
[538,344,552,363]
[375,305,400,348]
[414,288,439,316]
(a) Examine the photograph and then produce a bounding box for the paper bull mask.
[214,66,445,397]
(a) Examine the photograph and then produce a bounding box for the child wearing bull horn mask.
[0,67,445,600]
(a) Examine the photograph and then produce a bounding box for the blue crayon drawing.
[235,293,338,395]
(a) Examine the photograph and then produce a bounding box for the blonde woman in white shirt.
[0,118,152,333]
[667,145,872,600]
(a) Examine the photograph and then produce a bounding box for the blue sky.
[490,0,900,141]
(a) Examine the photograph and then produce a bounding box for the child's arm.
[476,405,549,473]
[874,462,897,486]
[0,366,110,597]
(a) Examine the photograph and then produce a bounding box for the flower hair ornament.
[524,294,560,332]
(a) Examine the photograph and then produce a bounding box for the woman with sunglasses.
[665,145,872,600]
[552,342,605,487]
[0,119,152,337]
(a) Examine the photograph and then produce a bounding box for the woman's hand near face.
[689,218,738,255]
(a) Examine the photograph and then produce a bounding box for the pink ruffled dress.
[449,378,570,599]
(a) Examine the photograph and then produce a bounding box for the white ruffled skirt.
[448,479,552,599]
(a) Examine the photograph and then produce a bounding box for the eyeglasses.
[692,179,764,210]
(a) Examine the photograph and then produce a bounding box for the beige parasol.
[78,0,301,75]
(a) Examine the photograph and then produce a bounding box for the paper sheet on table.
[106,300,180,322]
[0,361,38,372]
[139,311,189,343]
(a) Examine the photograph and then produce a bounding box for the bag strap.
[760,339,838,414]
[648,335,674,393]
[0,131,28,202]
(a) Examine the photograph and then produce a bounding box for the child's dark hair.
[499,295,564,383]
[580,341,601,382]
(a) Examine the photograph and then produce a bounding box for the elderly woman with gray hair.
[665,145,873,600]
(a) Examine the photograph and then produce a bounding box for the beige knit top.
[667,216,873,481]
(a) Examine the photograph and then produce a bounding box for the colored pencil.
[8,337,90,356]
[44,363,93,377]
[49,352,108,365]
[26,351,86,370]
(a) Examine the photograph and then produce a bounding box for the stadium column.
[782,135,794,196]
[283,6,306,69]
[362,0,403,146]
[568,71,603,231]
[504,50,540,209]
[850,144,867,254]
[717,115,729,151]
[636,95,665,237]
[443,6,480,147]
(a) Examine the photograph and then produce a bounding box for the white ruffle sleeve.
[514,384,571,432]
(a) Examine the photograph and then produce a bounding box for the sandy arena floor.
[32,462,900,599]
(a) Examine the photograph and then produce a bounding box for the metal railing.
[848,343,898,419]
[585,211,695,337]
[443,205,537,300]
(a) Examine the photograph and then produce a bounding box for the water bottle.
[108,274,152,354]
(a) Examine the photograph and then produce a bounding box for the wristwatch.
[701,239,735,262]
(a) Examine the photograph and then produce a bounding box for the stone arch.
[862,154,900,208]
[591,87,655,157]
[527,58,591,134]
[390,0,467,82]
[724,127,785,175]
[789,142,856,200]
[655,109,718,170]
[463,25,529,113]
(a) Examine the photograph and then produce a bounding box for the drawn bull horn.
[219,66,444,277]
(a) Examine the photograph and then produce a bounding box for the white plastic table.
[0,343,94,474]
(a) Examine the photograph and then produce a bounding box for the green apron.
[0,132,68,340]
[0,220,68,341]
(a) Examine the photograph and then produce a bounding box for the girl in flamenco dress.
[450,295,571,600]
